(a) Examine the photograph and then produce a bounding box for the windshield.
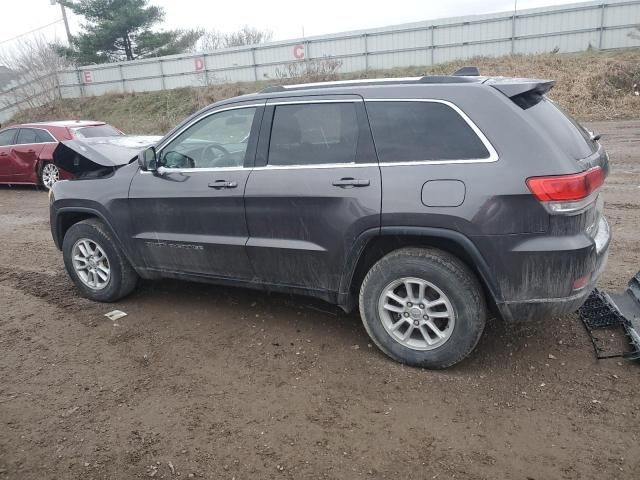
[72,125,123,138]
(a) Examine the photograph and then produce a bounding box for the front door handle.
[332,177,370,188]
[208,180,238,189]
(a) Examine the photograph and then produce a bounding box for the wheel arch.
[54,207,137,270]
[339,226,502,314]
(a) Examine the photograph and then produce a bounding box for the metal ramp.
[578,272,640,361]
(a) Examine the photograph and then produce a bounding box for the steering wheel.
[203,143,230,159]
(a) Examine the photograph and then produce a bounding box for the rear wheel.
[62,218,138,302]
[359,247,486,369]
[40,162,60,190]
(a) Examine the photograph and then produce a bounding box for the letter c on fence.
[194,58,205,71]
[293,44,305,59]
[83,71,93,83]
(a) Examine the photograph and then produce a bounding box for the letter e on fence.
[293,44,305,60]
[82,71,93,83]
[194,58,205,71]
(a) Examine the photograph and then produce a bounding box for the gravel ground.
[0,120,639,480]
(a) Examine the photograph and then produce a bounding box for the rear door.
[244,96,381,294]
[128,101,264,279]
[0,128,18,182]
[12,128,54,181]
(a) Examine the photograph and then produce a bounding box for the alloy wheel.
[378,277,456,350]
[42,163,60,190]
[72,238,111,290]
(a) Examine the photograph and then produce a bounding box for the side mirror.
[138,146,157,172]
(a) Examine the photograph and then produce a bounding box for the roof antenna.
[453,66,480,76]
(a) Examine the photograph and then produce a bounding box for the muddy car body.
[49,73,611,368]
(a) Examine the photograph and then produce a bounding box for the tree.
[56,0,201,64]
[0,34,69,110]
[197,26,273,52]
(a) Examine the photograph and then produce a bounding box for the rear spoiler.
[484,77,555,109]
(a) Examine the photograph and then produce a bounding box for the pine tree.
[57,0,201,64]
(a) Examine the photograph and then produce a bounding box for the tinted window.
[366,101,490,162]
[525,98,597,160]
[17,128,41,145]
[0,129,17,146]
[35,129,55,143]
[268,103,358,166]
[160,107,256,169]
[72,125,122,138]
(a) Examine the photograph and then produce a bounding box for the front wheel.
[39,162,60,190]
[62,218,138,302]
[359,248,486,369]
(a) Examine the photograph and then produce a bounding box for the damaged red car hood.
[53,136,162,175]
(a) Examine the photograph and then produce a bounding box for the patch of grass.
[8,49,640,135]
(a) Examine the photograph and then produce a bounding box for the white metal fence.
[1,0,639,123]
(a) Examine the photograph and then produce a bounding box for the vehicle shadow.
[123,277,583,373]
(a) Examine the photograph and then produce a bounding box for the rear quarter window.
[524,98,597,160]
[366,101,490,162]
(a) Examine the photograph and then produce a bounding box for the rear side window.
[0,129,17,146]
[524,98,597,160]
[17,128,53,144]
[268,103,358,166]
[73,125,122,138]
[366,101,490,162]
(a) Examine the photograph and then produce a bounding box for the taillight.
[526,167,604,214]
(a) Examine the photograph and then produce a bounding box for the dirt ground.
[1,120,639,480]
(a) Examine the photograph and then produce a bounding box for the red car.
[0,121,123,190]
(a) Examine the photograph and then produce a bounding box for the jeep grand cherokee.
[49,70,610,368]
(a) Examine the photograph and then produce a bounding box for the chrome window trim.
[267,98,363,105]
[140,166,248,175]
[155,102,265,153]
[1,127,58,147]
[144,97,498,174]
[151,102,264,173]
[365,98,499,164]
[10,127,58,146]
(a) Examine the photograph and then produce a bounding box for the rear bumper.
[494,216,611,322]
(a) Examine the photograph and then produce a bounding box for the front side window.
[0,129,17,146]
[268,103,358,166]
[160,107,256,169]
[366,101,490,162]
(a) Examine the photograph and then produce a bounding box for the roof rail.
[258,75,482,94]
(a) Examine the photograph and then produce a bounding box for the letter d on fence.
[194,58,205,71]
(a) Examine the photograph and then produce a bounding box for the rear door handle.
[208,180,238,189]
[0,152,7,157]
[332,177,370,188]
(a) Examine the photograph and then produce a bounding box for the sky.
[0,0,584,51]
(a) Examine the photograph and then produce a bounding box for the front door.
[128,102,264,279]
[244,96,381,294]
[0,128,18,182]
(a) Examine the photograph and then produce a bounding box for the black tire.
[39,162,60,191]
[359,247,486,369]
[62,218,138,302]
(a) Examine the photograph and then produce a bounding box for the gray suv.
[49,71,610,368]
